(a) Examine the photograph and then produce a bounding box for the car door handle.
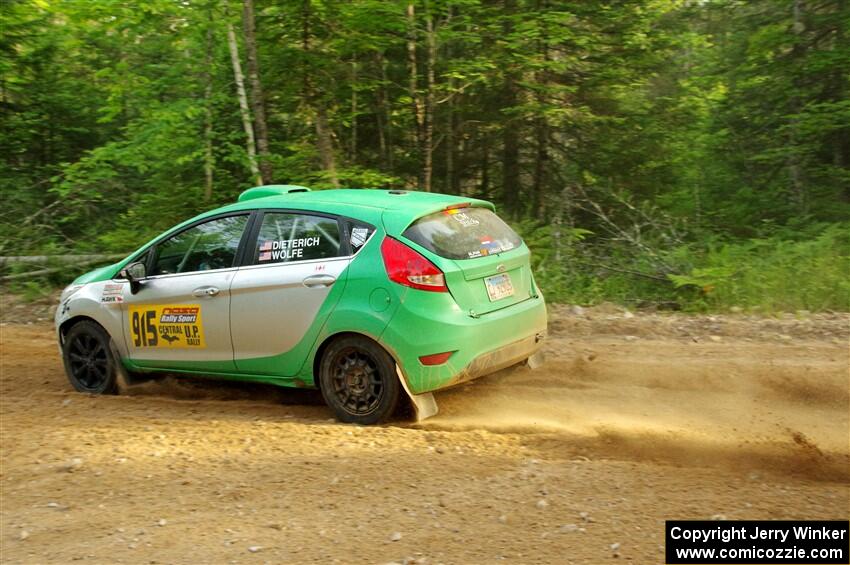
[302,274,336,288]
[192,286,220,297]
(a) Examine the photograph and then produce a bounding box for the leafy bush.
[518,221,849,312]
[669,224,849,312]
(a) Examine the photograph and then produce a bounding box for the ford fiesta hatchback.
[55,186,547,424]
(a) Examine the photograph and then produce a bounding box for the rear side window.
[253,212,341,264]
[402,207,522,260]
[346,221,375,254]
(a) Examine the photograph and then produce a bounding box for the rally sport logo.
[129,304,206,349]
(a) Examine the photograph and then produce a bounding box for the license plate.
[485,273,514,302]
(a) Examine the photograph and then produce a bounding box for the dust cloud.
[425,329,849,482]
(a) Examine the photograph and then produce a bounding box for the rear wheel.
[318,335,399,424]
[62,321,119,395]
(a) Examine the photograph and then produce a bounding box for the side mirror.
[119,261,147,295]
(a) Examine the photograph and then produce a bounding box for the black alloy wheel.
[319,335,399,425]
[62,321,118,394]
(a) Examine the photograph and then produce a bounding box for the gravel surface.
[1,299,848,564]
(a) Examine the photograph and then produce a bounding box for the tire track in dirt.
[1,317,848,564]
[3,319,846,482]
[423,334,849,483]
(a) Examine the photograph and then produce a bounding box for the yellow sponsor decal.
[129,304,206,348]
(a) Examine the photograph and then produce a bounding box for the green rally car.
[55,186,547,424]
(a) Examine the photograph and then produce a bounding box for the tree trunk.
[787,0,807,212]
[202,10,215,201]
[552,189,562,263]
[531,0,549,217]
[226,21,262,186]
[829,0,849,182]
[444,9,455,195]
[376,52,393,168]
[350,58,358,160]
[242,0,272,184]
[500,0,520,215]
[406,2,426,189]
[374,57,388,165]
[479,137,490,198]
[422,9,436,193]
[302,0,338,187]
[445,98,455,194]
[532,116,547,217]
[0,254,125,266]
[501,88,520,215]
[315,106,338,187]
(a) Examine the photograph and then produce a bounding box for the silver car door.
[230,211,349,376]
[123,214,250,371]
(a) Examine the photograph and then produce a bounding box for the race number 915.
[131,310,158,347]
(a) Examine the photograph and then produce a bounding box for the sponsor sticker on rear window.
[404,207,523,261]
[448,211,480,227]
[350,227,369,248]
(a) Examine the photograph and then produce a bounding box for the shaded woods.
[1,0,848,310]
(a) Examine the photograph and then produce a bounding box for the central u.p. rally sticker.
[128,304,206,348]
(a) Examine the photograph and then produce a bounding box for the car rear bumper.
[379,291,547,395]
[446,331,545,388]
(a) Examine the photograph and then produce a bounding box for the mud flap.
[526,350,545,370]
[110,339,153,389]
[110,339,135,391]
[396,365,438,422]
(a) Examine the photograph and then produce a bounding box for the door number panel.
[129,304,206,348]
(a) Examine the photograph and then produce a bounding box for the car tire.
[62,321,119,395]
[318,335,400,425]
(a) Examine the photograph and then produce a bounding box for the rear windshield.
[402,207,523,260]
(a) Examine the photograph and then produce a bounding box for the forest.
[1,0,848,311]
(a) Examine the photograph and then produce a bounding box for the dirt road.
[1,305,848,564]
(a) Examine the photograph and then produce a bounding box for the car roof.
[213,187,495,234]
[99,188,497,282]
[240,187,485,210]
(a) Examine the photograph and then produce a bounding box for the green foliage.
[0,0,847,311]
[520,221,849,313]
[669,224,850,312]
[514,220,679,307]
[11,279,53,302]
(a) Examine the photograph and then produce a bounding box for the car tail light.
[419,351,455,366]
[381,237,448,292]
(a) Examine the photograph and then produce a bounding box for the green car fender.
[294,228,402,384]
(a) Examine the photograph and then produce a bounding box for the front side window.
[253,212,341,264]
[402,207,523,260]
[151,215,249,275]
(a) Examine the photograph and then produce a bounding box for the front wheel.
[318,335,400,425]
[61,321,119,395]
